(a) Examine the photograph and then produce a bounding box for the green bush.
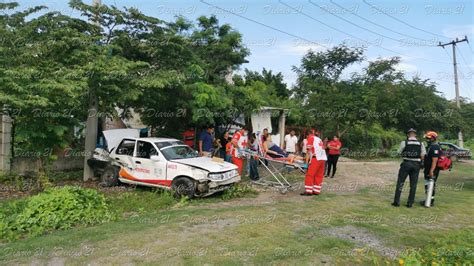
[0,186,115,241]
[343,123,404,158]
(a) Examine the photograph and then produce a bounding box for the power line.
[309,0,406,43]
[457,46,472,69]
[438,36,468,147]
[278,1,375,47]
[455,47,473,100]
[329,0,436,46]
[443,48,472,99]
[199,0,329,49]
[280,0,422,61]
[305,0,451,65]
[467,41,474,53]
[362,0,449,41]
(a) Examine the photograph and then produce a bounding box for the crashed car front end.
[195,169,241,197]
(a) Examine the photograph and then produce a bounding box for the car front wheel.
[171,177,196,199]
[100,166,119,187]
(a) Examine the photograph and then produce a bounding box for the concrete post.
[0,110,12,172]
[278,110,286,147]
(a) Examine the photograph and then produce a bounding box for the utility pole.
[83,0,101,181]
[438,36,468,148]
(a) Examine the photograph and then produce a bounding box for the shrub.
[0,186,115,241]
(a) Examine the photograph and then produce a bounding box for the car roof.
[439,142,456,146]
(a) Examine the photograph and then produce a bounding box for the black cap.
[407,128,416,134]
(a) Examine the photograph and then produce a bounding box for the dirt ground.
[190,160,401,209]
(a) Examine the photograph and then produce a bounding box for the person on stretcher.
[262,135,304,164]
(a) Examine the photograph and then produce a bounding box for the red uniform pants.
[232,156,244,175]
[304,157,326,194]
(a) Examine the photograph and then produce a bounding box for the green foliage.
[291,45,473,152]
[343,124,404,155]
[238,68,290,99]
[0,186,115,241]
[2,1,472,160]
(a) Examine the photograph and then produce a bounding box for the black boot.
[391,202,400,207]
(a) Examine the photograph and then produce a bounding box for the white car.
[97,135,240,198]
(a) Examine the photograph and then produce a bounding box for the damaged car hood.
[171,157,237,173]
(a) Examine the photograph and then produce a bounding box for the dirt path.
[191,160,400,209]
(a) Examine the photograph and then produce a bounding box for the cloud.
[395,63,418,74]
[442,24,474,38]
[274,40,328,56]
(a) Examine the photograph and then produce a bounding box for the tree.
[1,2,148,180]
[240,68,290,99]
[292,44,364,99]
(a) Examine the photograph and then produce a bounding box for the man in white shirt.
[284,130,298,154]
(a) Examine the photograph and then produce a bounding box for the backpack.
[437,154,452,171]
[433,145,452,171]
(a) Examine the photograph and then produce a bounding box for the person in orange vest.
[301,129,327,196]
[231,127,248,175]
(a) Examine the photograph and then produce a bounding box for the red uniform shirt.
[225,142,232,155]
[327,140,342,155]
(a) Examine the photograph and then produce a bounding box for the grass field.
[0,160,472,265]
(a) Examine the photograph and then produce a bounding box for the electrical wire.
[329,0,436,45]
[301,0,451,65]
[442,47,472,101]
[278,0,375,47]
[199,0,329,49]
[467,41,474,54]
[309,0,406,43]
[362,0,449,40]
[457,46,473,70]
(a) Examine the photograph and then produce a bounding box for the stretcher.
[241,133,307,193]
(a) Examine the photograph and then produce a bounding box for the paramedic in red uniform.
[231,128,248,175]
[302,129,327,196]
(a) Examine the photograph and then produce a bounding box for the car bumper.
[196,175,241,197]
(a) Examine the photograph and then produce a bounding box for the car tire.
[100,166,119,187]
[171,177,196,199]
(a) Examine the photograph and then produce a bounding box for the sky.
[15,0,474,101]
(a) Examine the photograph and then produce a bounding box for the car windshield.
[159,145,198,160]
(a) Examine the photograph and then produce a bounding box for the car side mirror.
[150,155,161,161]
